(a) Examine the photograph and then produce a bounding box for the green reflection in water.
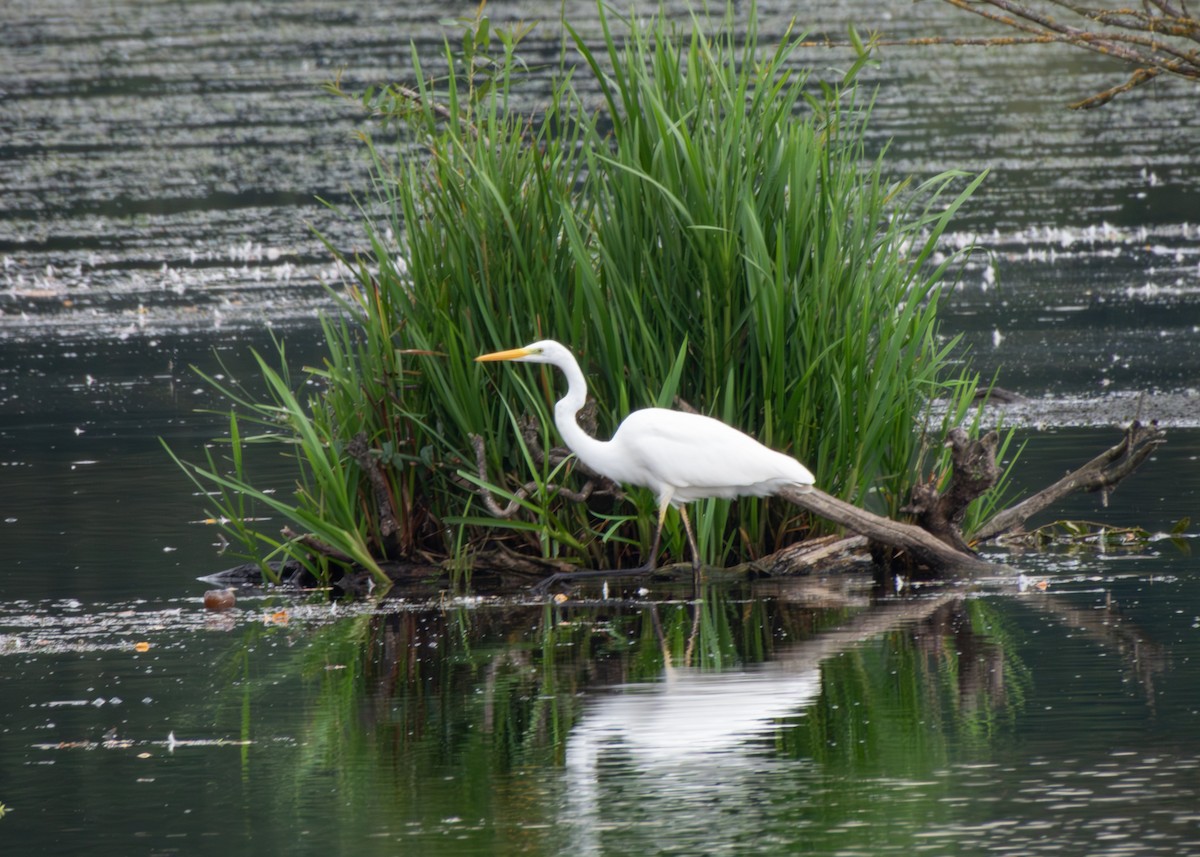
[192,584,1038,854]
[794,597,1033,773]
[9,575,1186,856]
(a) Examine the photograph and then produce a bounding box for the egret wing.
[611,408,813,503]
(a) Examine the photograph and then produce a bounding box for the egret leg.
[677,506,704,590]
[634,500,671,572]
[677,506,701,571]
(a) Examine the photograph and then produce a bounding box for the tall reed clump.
[173,3,992,584]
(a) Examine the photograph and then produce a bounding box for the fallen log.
[741,534,870,577]
[777,485,999,575]
[772,420,1164,575]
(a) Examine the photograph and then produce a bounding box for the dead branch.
[347,433,399,540]
[801,0,1199,107]
[778,486,999,575]
[904,429,1001,553]
[464,406,627,520]
[975,419,1166,541]
[938,0,1200,107]
[771,429,1006,575]
[465,433,602,519]
[1069,66,1163,108]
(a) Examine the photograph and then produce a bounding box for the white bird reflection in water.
[567,664,821,765]
[558,594,962,854]
[562,659,822,855]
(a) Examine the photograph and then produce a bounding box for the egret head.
[476,340,566,365]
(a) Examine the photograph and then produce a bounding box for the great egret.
[476,340,815,577]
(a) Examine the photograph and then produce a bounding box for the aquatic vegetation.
[1003,516,1191,553]
[173,2,993,584]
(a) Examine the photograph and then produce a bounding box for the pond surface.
[2,1,1198,855]
[4,538,1200,856]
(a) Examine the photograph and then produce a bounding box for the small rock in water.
[203,589,236,611]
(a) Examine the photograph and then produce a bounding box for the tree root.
[903,428,1001,553]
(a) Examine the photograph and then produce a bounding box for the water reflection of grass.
[789,598,1031,774]
[198,584,1038,849]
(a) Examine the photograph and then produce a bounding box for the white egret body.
[476,339,815,573]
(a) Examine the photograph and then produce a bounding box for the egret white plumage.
[476,340,815,575]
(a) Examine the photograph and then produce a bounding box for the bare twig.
[380,83,481,139]
[802,0,1199,107]
[466,433,601,519]
[1069,65,1163,107]
[939,0,1200,106]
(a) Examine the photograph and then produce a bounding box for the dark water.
[2,1,1199,855]
[4,549,1200,855]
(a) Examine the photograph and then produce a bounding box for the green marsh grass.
[173,3,999,584]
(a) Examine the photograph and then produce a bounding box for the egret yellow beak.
[475,347,532,363]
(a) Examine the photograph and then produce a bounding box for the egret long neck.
[550,354,613,471]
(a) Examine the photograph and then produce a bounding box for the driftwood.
[777,486,999,575]
[775,420,1163,574]
[741,534,870,577]
[974,419,1166,542]
[903,429,1001,553]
